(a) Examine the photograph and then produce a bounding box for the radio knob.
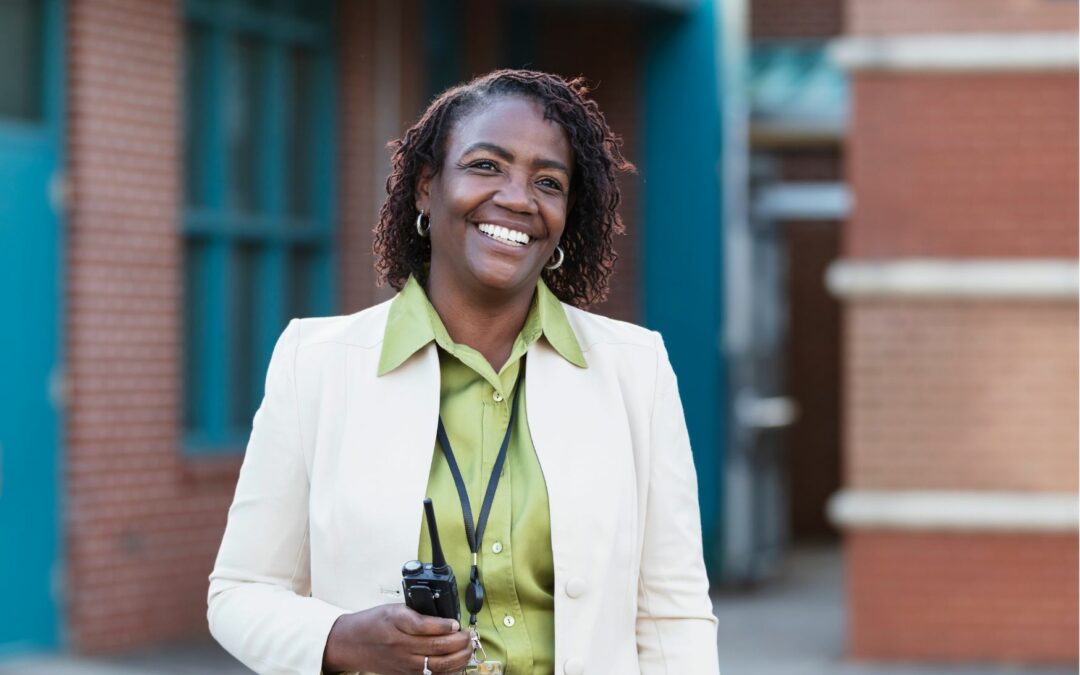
[402,560,424,576]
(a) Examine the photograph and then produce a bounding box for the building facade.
[1,0,731,655]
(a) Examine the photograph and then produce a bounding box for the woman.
[208,69,719,675]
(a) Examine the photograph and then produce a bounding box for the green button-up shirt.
[377,276,587,675]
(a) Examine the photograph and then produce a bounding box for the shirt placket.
[482,364,532,675]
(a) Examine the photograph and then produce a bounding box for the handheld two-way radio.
[401,498,460,620]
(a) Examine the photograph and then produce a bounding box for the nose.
[491,170,537,214]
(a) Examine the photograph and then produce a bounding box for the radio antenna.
[423,498,448,571]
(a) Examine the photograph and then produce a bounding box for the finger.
[418,630,472,656]
[396,608,460,637]
[428,643,474,675]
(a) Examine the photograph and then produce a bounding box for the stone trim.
[829,33,1078,72]
[829,489,1079,532]
[826,258,1079,300]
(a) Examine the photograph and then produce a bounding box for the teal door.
[0,0,65,655]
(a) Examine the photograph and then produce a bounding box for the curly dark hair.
[373,69,634,308]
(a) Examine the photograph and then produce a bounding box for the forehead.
[446,96,572,167]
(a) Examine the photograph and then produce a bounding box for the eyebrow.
[461,142,570,176]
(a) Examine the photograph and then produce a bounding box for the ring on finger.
[422,655,433,675]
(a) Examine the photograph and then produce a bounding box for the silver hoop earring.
[546,245,565,271]
[415,211,430,238]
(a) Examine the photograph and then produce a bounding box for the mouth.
[476,222,531,247]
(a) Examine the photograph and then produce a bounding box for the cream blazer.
[207,296,720,675]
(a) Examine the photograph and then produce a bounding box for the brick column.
[826,0,1079,663]
[67,0,241,652]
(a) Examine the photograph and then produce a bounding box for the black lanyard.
[434,359,525,628]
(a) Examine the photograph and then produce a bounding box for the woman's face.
[417,95,573,299]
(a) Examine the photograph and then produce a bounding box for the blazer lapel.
[526,339,638,590]
[336,341,441,603]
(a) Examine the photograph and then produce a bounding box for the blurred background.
[0,0,1077,672]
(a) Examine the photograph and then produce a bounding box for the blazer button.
[565,577,587,598]
[563,657,584,675]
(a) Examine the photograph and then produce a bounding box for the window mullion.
[203,239,232,443]
[314,47,336,315]
[255,40,288,397]
[200,25,232,444]
[205,25,228,214]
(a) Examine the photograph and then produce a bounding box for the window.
[0,0,44,121]
[183,0,335,452]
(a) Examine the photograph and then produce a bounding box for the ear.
[414,164,435,213]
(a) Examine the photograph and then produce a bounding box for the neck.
[424,271,535,372]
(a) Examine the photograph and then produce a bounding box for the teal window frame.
[182,0,337,454]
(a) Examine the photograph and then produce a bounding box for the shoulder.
[560,305,678,401]
[289,297,395,352]
[561,303,663,356]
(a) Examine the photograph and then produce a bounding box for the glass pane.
[239,0,277,12]
[183,239,209,432]
[287,247,319,319]
[285,47,316,220]
[285,0,329,21]
[226,35,265,214]
[0,0,44,121]
[230,243,259,430]
[184,24,212,208]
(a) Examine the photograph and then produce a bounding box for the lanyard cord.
[434,358,525,627]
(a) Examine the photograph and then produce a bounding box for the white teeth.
[478,223,530,246]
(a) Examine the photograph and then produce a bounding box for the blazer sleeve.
[207,319,350,675]
[635,332,721,675]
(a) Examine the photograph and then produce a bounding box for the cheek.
[542,199,569,239]
[443,176,493,213]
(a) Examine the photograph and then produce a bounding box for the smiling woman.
[207,69,720,675]
[418,95,578,370]
[375,70,631,312]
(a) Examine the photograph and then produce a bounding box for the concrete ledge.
[829,489,1080,533]
[752,182,852,221]
[826,258,1079,300]
[830,33,1079,72]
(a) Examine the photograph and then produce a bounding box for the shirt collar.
[377,275,587,376]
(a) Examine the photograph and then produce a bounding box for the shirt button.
[491,541,503,554]
[492,390,504,403]
[503,615,515,627]
[564,657,584,675]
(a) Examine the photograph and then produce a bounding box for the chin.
[467,258,537,295]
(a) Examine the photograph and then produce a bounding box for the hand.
[322,604,473,675]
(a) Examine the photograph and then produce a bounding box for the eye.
[537,177,564,192]
[468,159,499,171]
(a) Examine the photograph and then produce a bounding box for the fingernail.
[452,620,460,632]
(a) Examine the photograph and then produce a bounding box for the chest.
[301,341,648,610]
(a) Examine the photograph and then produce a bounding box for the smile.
[477,223,530,247]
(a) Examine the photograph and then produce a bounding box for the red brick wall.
[463,0,504,80]
[786,220,843,538]
[777,149,843,182]
[775,152,844,539]
[845,301,1079,492]
[761,141,846,541]
[338,0,378,313]
[339,0,428,312]
[67,0,239,652]
[535,10,643,323]
[752,0,844,39]
[846,73,1079,259]
[848,0,1078,35]
[847,531,1079,662]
